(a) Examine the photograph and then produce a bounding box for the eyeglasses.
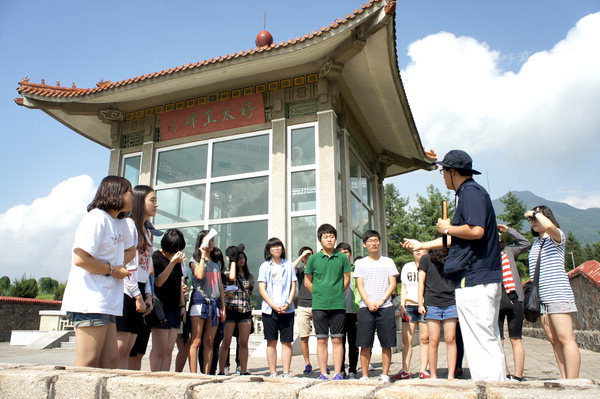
[365,238,380,244]
[527,217,536,222]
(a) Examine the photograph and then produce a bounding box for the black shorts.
[225,310,252,324]
[116,294,145,334]
[498,296,524,339]
[129,325,151,357]
[313,309,346,338]
[262,312,294,342]
[356,306,397,348]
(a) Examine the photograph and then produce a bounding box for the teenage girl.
[61,176,136,368]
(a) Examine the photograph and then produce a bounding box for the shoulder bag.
[144,274,167,328]
[523,239,546,323]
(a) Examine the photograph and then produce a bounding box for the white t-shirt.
[61,208,135,316]
[354,256,399,309]
[123,218,140,298]
[400,261,419,305]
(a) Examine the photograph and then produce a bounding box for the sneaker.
[282,372,291,378]
[327,367,331,374]
[333,373,343,381]
[269,372,278,378]
[368,364,374,371]
[224,366,230,375]
[391,370,411,381]
[379,374,391,383]
[303,364,313,374]
[236,366,241,375]
[318,373,328,380]
[348,372,357,379]
[419,370,431,379]
[507,374,524,382]
[241,372,251,376]
[454,368,464,379]
[359,376,369,381]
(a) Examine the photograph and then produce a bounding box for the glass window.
[212,135,269,177]
[353,233,364,257]
[291,215,317,259]
[156,145,208,185]
[291,171,316,211]
[209,177,268,219]
[291,126,315,166]
[123,156,141,185]
[154,185,205,225]
[209,220,268,283]
[351,195,371,233]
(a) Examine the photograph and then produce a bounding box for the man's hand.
[402,239,423,251]
[367,301,379,312]
[436,218,451,234]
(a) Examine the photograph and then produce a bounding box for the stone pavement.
[1,335,599,380]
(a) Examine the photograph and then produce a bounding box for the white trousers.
[455,282,506,381]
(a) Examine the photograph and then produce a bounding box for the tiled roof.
[0,296,62,305]
[569,260,600,287]
[16,0,391,101]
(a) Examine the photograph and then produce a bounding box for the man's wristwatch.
[444,228,449,235]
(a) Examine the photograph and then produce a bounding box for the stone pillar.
[317,109,338,228]
[108,123,121,175]
[138,123,155,186]
[270,117,287,241]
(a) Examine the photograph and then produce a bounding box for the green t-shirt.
[305,250,352,310]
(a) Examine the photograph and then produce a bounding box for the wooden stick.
[442,200,448,249]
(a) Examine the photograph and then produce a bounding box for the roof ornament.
[72,82,77,88]
[56,81,61,87]
[22,76,29,83]
[96,79,112,88]
[255,11,273,48]
[41,79,45,85]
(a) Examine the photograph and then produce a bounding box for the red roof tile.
[16,0,388,100]
[569,260,600,287]
[0,296,62,305]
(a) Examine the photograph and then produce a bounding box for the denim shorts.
[403,305,425,323]
[67,312,115,328]
[424,304,458,321]
[158,310,181,330]
[541,301,577,315]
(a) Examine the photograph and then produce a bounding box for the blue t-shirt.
[451,178,502,287]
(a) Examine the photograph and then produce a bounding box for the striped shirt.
[501,251,516,293]
[528,230,574,303]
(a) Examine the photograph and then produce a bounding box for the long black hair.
[264,237,286,261]
[530,205,561,237]
[130,185,154,250]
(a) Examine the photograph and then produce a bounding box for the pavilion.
[15,0,435,272]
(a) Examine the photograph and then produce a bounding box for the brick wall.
[0,297,62,342]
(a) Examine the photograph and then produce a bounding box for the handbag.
[144,297,167,328]
[144,274,167,328]
[500,288,514,311]
[523,239,546,323]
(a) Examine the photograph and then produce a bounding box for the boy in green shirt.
[305,224,352,380]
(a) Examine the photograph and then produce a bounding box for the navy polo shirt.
[451,178,502,287]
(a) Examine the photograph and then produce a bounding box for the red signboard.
[159,93,265,141]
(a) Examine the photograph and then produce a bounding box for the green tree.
[582,241,600,262]
[0,276,10,295]
[384,184,415,268]
[564,231,583,270]
[411,184,455,242]
[38,277,59,295]
[9,276,39,298]
[498,191,527,232]
[53,283,66,301]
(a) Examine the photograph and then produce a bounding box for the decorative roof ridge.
[0,296,62,305]
[17,0,389,99]
[568,260,600,287]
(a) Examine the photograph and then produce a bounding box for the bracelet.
[104,262,112,276]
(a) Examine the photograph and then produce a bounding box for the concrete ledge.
[0,364,598,399]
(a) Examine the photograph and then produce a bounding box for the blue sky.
[0,0,599,280]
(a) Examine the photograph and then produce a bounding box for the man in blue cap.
[402,150,505,381]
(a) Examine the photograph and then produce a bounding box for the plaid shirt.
[225,273,254,313]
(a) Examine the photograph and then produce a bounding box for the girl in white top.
[61,176,136,369]
[115,185,158,369]
[525,205,580,378]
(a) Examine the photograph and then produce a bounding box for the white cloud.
[401,12,600,168]
[0,175,97,281]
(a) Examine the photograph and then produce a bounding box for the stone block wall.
[0,297,62,342]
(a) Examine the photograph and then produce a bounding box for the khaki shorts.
[296,306,313,337]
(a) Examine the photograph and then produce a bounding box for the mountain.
[492,191,600,244]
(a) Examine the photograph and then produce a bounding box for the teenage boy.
[305,224,352,380]
[354,230,399,382]
[293,246,315,374]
